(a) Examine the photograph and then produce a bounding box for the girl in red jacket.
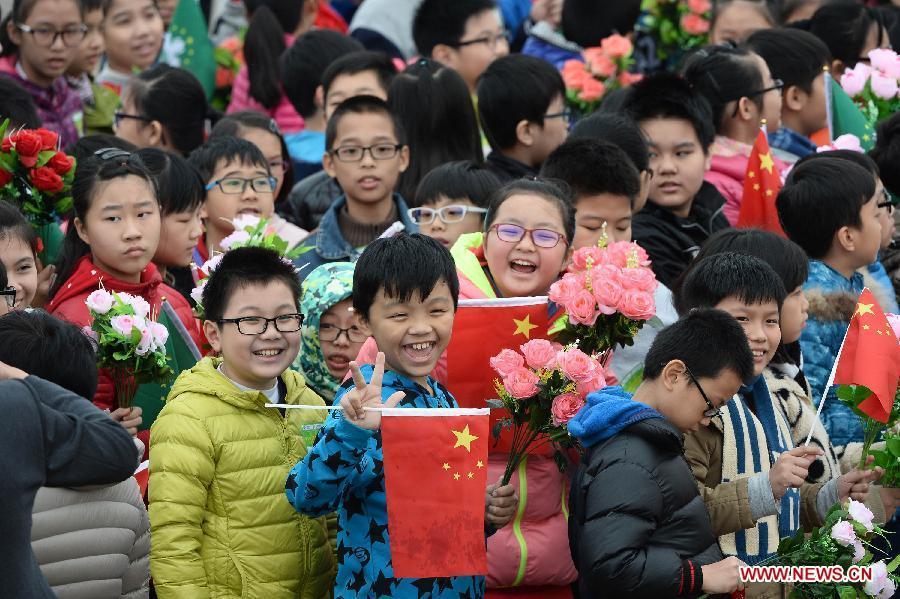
[47,148,200,417]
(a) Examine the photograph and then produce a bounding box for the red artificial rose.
[36,128,59,151]
[0,168,11,187]
[30,166,64,193]
[47,151,74,176]
[14,130,42,167]
[2,135,14,152]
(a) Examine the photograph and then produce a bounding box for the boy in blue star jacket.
[286,233,517,598]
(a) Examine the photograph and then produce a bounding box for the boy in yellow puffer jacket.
[149,247,335,598]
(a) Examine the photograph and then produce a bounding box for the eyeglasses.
[329,144,403,163]
[205,176,277,195]
[319,323,368,343]
[684,364,721,418]
[488,223,567,248]
[452,30,509,50]
[544,110,572,123]
[878,188,896,212]
[15,23,87,47]
[730,79,784,118]
[0,286,15,308]
[408,205,488,225]
[217,313,304,335]
[113,112,152,128]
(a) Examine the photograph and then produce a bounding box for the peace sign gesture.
[340,353,405,431]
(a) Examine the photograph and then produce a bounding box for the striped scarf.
[717,376,800,564]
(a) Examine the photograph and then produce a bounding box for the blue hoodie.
[567,386,663,448]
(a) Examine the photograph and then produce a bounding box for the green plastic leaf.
[837,586,856,599]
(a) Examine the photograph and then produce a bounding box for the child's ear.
[835,225,855,252]
[783,85,806,112]
[831,59,845,79]
[314,85,325,111]
[515,119,534,147]
[203,320,222,354]
[431,45,456,69]
[661,359,685,391]
[147,120,165,148]
[73,217,90,245]
[735,97,754,123]
[397,145,410,174]
[322,151,337,178]
[6,20,21,45]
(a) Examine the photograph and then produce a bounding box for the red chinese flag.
[444,297,551,452]
[737,129,786,236]
[832,288,900,422]
[381,408,490,578]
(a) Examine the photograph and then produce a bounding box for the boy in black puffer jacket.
[568,308,753,598]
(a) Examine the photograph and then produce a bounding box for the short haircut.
[415,160,501,208]
[413,0,497,57]
[0,310,99,399]
[625,72,716,151]
[352,232,460,320]
[644,307,755,383]
[0,202,38,256]
[136,148,205,215]
[128,65,208,156]
[477,54,565,151]
[485,179,576,244]
[870,112,900,197]
[67,134,137,164]
[188,136,270,183]
[561,0,642,48]
[202,247,302,323]
[78,0,102,11]
[746,28,831,93]
[776,156,876,259]
[281,29,365,118]
[322,50,398,100]
[675,252,788,317]
[324,95,406,150]
[540,138,640,208]
[682,45,766,133]
[569,112,650,172]
[806,148,879,177]
[0,78,40,130]
[806,3,886,70]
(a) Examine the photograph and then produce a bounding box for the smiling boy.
[287,233,517,598]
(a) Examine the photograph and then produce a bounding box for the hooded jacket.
[568,386,722,598]
[148,357,335,599]
[631,182,730,289]
[47,256,201,412]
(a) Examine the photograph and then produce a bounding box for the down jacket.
[31,473,150,599]
[148,357,335,598]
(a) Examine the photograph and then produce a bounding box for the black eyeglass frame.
[730,79,785,118]
[488,223,568,249]
[450,29,510,49]
[15,22,87,47]
[329,144,403,163]
[684,364,721,418]
[217,313,305,336]
[0,286,15,308]
[204,176,278,195]
[318,323,368,343]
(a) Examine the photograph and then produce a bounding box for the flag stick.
[265,403,380,411]
[804,319,851,446]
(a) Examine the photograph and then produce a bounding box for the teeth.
[255,349,281,357]
[512,260,534,266]
[410,342,433,351]
[753,351,764,357]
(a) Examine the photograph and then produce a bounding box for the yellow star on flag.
[512,314,539,339]
[765,189,773,197]
[476,460,484,468]
[753,183,760,191]
[863,324,871,330]
[854,303,875,318]
[759,152,775,174]
[748,171,756,178]
[453,472,460,480]
[452,424,479,452]
[467,472,474,479]
[442,463,450,470]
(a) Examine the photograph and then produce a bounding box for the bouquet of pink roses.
[489,340,606,485]
[548,235,658,357]
[561,34,643,114]
[638,0,711,65]
[840,49,900,127]
[84,288,174,409]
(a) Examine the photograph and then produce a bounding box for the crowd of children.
[2,0,900,597]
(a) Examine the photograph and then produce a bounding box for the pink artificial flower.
[687,0,712,14]
[149,321,169,348]
[606,241,637,268]
[599,34,632,59]
[886,313,900,340]
[557,348,599,382]
[220,229,251,250]
[199,253,224,277]
[85,289,114,314]
[549,273,585,306]
[127,295,151,319]
[520,339,558,370]
[562,60,590,91]
[551,392,586,426]
[830,520,857,547]
[852,540,866,564]
[81,325,99,343]
[490,348,526,378]
[579,77,607,103]
[871,71,898,100]
[865,560,894,599]
[848,499,875,532]
[136,327,153,356]
[840,64,870,97]
[618,266,658,293]
[868,48,900,79]
[591,275,624,315]
[190,280,206,305]
[567,289,600,325]
[619,289,656,320]
[681,13,710,35]
[585,48,616,78]
[232,214,261,231]
[618,71,643,86]
[570,245,606,272]
[110,314,136,337]
[502,367,541,399]
[576,368,607,397]
[817,133,864,154]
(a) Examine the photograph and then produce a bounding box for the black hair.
[202,246,301,323]
[188,136,270,184]
[776,155,877,258]
[485,179,576,244]
[778,0,819,25]
[0,0,47,56]
[243,0,304,109]
[50,152,158,298]
[0,310,99,399]
[477,54,565,151]
[568,112,650,172]
[870,111,900,197]
[413,0,497,57]
[682,44,766,133]
[803,148,879,176]
[352,232,459,320]
[0,202,38,257]
[876,5,900,52]
[675,252,788,316]
[711,0,776,39]
[389,60,482,204]
[281,29,365,118]
[625,72,716,151]
[135,148,204,216]
[324,95,406,151]
[128,64,208,156]
[560,0,643,48]
[77,0,102,11]
[415,160,501,208]
[0,259,6,288]
[806,3,885,69]
[67,134,138,164]
[540,138,640,208]
[643,307,755,383]
[321,50,398,101]
[0,78,40,129]
[746,28,831,93]
[209,111,293,205]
